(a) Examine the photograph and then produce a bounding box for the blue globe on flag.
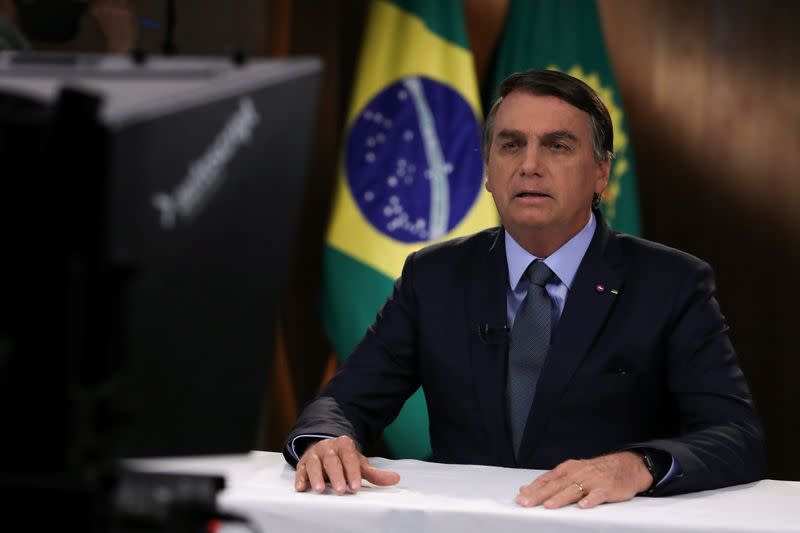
[345,76,484,244]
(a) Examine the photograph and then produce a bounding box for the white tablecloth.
[129,451,800,533]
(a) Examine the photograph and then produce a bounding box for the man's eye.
[552,142,568,151]
[501,142,518,149]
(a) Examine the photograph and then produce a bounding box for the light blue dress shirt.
[504,212,596,329]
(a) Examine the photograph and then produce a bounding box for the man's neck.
[506,212,593,258]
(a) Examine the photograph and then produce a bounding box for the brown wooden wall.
[599,0,800,482]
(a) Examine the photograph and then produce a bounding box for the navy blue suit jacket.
[286,214,765,495]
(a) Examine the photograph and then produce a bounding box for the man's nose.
[519,145,542,176]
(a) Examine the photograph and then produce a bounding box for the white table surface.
[129,451,800,533]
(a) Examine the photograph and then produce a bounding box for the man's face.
[485,91,609,252]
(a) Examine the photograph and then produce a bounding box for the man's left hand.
[516,451,653,509]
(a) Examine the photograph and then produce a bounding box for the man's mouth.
[516,192,551,198]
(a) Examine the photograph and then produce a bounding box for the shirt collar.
[505,212,597,291]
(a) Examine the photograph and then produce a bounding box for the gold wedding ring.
[574,481,586,495]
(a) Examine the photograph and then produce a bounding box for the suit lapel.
[518,215,626,465]
[467,228,516,466]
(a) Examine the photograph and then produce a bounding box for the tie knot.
[527,260,555,287]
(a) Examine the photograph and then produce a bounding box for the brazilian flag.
[322,0,497,459]
[487,0,641,235]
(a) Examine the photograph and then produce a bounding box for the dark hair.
[483,70,613,210]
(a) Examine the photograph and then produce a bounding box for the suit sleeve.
[634,260,766,495]
[283,253,423,466]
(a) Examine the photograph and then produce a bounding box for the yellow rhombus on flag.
[321,0,497,459]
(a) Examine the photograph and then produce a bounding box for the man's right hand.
[294,435,400,494]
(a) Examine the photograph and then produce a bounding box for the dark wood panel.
[601,0,800,480]
[265,0,368,452]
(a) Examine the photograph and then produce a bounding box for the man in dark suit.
[284,70,765,508]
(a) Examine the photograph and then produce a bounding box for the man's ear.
[595,158,611,195]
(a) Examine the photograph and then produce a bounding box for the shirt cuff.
[655,454,683,488]
[287,434,336,462]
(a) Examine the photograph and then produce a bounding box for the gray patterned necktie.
[507,260,556,459]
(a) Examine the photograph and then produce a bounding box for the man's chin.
[506,212,555,231]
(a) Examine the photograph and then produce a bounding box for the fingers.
[516,452,647,509]
[294,460,308,492]
[576,487,607,509]
[305,451,327,493]
[294,436,400,495]
[361,457,401,486]
[515,459,577,507]
[323,447,348,494]
[293,451,324,493]
[341,447,365,492]
[541,481,592,509]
